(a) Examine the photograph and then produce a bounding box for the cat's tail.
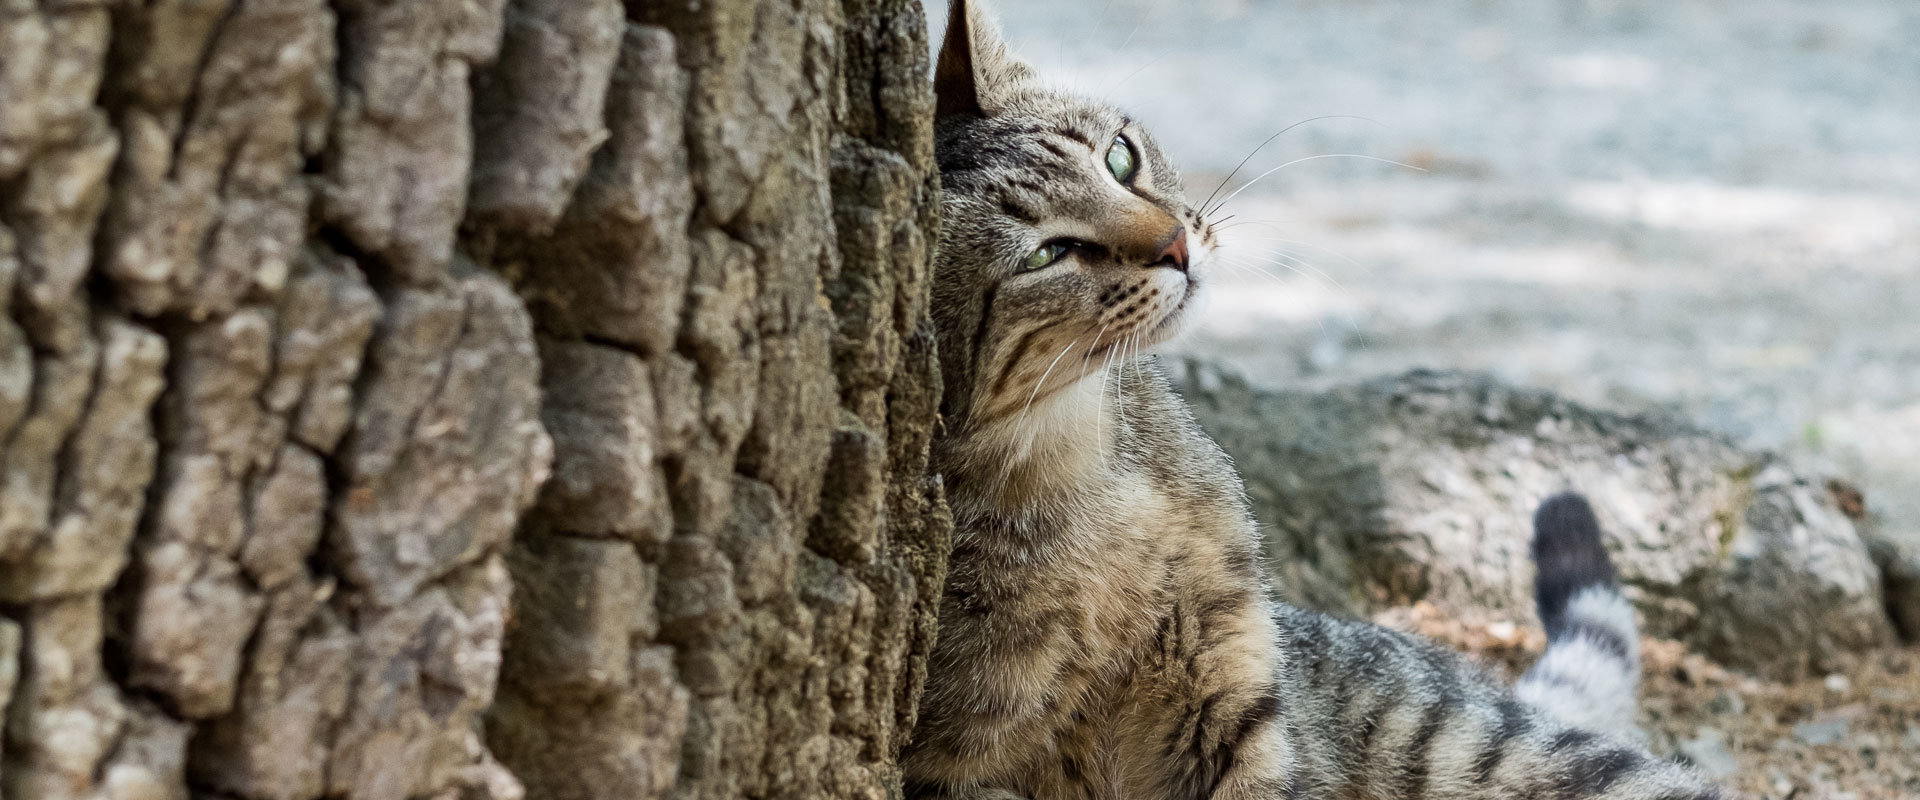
[1514,492,1646,743]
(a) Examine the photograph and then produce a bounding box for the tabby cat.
[903,3,1733,798]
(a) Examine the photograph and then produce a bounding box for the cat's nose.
[1156,228,1189,271]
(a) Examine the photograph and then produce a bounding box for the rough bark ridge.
[0,0,947,797]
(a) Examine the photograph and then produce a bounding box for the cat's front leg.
[1196,713,1298,800]
[1128,592,1299,800]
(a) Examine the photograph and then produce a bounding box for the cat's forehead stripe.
[997,194,1041,225]
[940,139,1083,187]
[1049,126,1097,151]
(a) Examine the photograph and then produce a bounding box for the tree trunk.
[0,0,947,797]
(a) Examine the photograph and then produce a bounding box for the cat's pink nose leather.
[1158,228,1190,271]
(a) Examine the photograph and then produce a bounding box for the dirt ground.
[1387,603,1920,799]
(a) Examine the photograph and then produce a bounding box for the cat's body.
[914,369,1290,798]
[906,3,1732,799]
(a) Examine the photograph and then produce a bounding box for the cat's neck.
[943,360,1156,516]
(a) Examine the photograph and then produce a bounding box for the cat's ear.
[935,0,1034,120]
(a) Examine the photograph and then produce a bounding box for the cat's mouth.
[1145,261,1202,343]
[1149,232,1219,339]
[1083,246,1207,363]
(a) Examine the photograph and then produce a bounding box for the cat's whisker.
[1213,259,1336,341]
[1068,320,1115,461]
[1014,338,1084,433]
[1209,153,1428,214]
[1212,220,1305,233]
[1120,332,1143,434]
[1216,255,1345,305]
[1078,0,1121,95]
[1229,236,1372,277]
[1121,329,1136,402]
[1110,333,1132,434]
[1215,259,1297,293]
[1197,115,1379,216]
[1078,320,1115,377]
[1103,53,1169,96]
[1124,331,1144,415]
[1230,249,1349,292]
[1218,252,1375,350]
[1202,213,1237,242]
[1219,255,1340,298]
[1213,227,1382,349]
[1212,261,1308,324]
[1212,220,1328,244]
[1093,343,1120,466]
[1056,39,1072,93]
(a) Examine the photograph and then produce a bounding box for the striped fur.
[906,3,1735,798]
[1276,606,1718,800]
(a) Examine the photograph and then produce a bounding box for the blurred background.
[928,0,1920,546]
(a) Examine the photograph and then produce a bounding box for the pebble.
[1677,727,1739,779]
[1793,719,1850,746]
[1706,688,1746,716]
[1824,673,1853,693]
[1767,768,1794,797]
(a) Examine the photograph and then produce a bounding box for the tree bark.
[0,0,947,797]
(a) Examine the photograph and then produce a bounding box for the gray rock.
[1859,520,1920,642]
[1178,363,1898,677]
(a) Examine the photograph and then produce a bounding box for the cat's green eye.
[1023,242,1069,272]
[1106,135,1139,183]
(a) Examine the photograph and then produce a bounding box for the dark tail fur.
[1516,492,1644,742]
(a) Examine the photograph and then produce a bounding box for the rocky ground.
[939,0,1920,792]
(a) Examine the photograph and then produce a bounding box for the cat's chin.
[1142,271,1201,348]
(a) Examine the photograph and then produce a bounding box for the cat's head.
[931,0,1217,432]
